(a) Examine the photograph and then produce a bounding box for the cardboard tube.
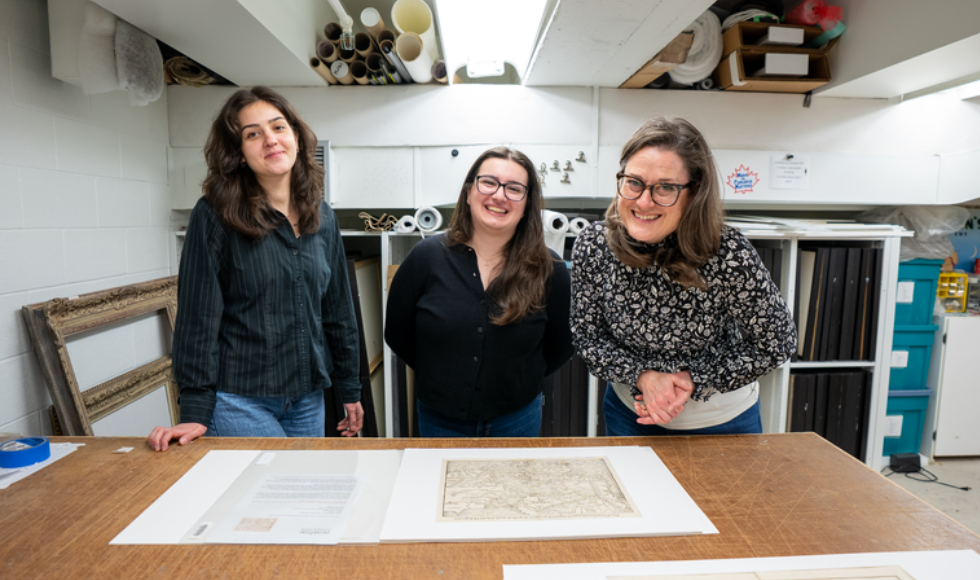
[395,31,432,84]
[316,40,338,63]
[377,29,395,44]
[309,57,337,85]
[339,46,357,63]
[324,22,343,45]
[366,53,385,74]
[391,0,439,61]
[350,60,370,85]
[330,60,353,85]
[354,32,374,58]
[360,7,387,40]
[381,40,413,83]
[431,60,447,83]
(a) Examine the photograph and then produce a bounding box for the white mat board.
[111,449,403,545]
[380,446,717,542]
[502,550,980,580]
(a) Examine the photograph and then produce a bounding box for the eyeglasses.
[474,175,529,202]
[616,172,693,207]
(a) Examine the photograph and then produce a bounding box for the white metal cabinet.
[924,315,980,457]
[330,147,415,209]
[417,146,487,208]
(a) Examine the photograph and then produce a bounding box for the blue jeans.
[603,384,762,436]
[417,394,543,437]
[207,389,326,437]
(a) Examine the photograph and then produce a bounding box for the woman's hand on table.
[147,423,207,451]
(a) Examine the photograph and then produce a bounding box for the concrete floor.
[885,456,980,536]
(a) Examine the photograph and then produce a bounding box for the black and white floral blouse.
[570,221,797,402]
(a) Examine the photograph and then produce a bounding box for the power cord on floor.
[881,466,972,491]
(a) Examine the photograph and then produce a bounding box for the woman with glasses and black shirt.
[384,147,573,437]
[571,117,796,436]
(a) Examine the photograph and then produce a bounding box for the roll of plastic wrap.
[414,207,443,233]
[395,32,433,84]
[541,210,569,255]
[395,215,417,233]
[391,0,439,61]
[668,11,722,85]
[569,217,591,235]
[0,437,51,468]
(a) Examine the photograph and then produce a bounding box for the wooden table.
[1,434,977,579]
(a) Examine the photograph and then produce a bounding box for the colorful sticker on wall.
[726,165,760,194]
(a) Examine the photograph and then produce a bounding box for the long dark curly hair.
[446,147,554,325]
[202,86,323,239]
[604,117,724,290]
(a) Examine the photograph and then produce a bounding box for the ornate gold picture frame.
[22,277,179,436]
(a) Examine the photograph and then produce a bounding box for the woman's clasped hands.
[633,369,694,425]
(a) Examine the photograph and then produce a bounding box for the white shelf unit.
[924,315,980,458]
[377,226,907,470]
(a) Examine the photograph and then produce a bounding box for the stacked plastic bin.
[884,259,942,456]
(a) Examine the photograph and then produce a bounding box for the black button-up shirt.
[384,234,573,421]
[173,199,360,426]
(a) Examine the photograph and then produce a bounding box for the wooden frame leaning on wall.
[22,277,180,436]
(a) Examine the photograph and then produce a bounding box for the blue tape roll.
[0,437,51,468]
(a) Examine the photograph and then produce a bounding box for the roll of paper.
[668,10,722,85]
[316,41,339,63]
[395,32,433,84]
[330,60,354,85]
[431,60,447,84]
[360,7,387,40]
[569,217,590,235]
[309,57,338,85]
[541,210,569,255]
[414,206,443,233]
[395,215,417,233]
[391,0,439,61]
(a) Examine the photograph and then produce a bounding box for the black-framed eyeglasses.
[616,172,693,207]
[474,175,529,202]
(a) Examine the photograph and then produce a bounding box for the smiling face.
[237,100,297,184]
[617,147,692,244]
[466,157,528,239]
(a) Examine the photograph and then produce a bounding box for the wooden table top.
[0,433,977,579]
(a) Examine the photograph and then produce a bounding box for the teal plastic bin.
[889,324,939,391]
[883,390,932,456]
[895,259,943,325]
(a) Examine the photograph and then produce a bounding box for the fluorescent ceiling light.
[902,72,980,102]
[435,0,549,81]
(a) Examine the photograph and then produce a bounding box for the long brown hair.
[202,86,323,239]
[446,147,554,325]
[605,117,724,289]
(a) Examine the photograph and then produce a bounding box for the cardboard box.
[713,49,830,93]
[750,53,809,76]
[620,31,694,89]
[722,21,829,57]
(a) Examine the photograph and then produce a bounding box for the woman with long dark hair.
[148,87,362,450]
[384,147,573,437]
[571,117,796,436]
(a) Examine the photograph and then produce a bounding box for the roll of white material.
[569,217,591,235]
[78,2,119,95]
[668,10,723,85]
[541,210,569,256]
[414,207,443,233]
[391,0,439,61]
[395,215,417,233]
[395,32,433,84]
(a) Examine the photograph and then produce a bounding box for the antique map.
[437,457,640,522]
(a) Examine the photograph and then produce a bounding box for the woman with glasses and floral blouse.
[571,117,796,436]
[384,146,573,437]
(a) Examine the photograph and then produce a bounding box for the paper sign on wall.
[770,154,810,190]
[890,350,909,368]
[885,415,904,438]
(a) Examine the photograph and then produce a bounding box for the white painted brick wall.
[0,1,174,436]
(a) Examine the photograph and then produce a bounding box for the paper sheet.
[502,550,980,580]
[0,443,84,490]
[380,446,716,542]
